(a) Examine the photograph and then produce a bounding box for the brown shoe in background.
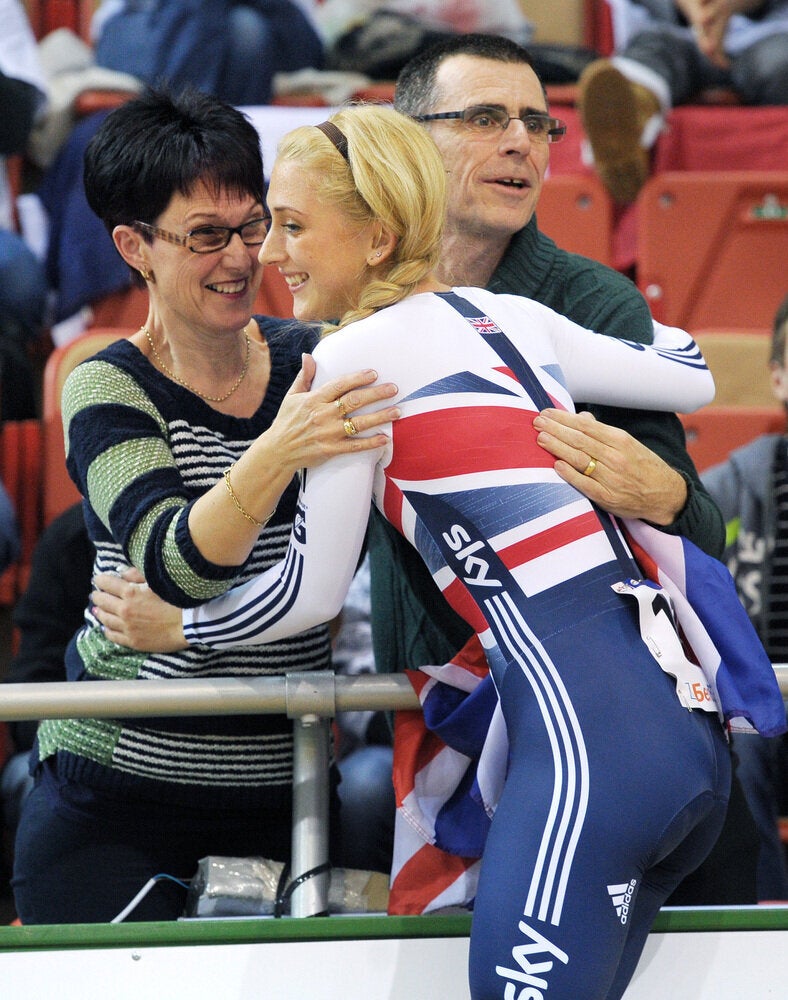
[577,60,661,204]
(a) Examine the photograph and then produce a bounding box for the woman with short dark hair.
[11,86,399,925]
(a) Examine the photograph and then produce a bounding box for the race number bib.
[613,579,720,714]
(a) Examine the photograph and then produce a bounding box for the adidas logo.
[607,879,637,924]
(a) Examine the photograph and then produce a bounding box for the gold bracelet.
[223,465,274,528]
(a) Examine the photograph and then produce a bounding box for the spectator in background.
[701,291,788,901]
[0,0,50,419]
[577,0,788,203]
[93,0,325,107]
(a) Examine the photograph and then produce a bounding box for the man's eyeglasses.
[133,217,271,254]
[414,106,566,143]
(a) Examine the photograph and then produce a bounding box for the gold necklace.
[143,326,251,402]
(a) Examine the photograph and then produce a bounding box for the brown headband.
[315,121,349,161]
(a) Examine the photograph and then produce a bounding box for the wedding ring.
[582,458,598,477]
[343,417,358,437]
[335,397,348,416]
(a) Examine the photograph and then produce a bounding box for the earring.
[139,267,154,283]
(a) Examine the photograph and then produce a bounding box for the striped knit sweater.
[34,317,332,809]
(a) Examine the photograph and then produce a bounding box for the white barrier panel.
[239,105,342,178]
[1,917,787,999]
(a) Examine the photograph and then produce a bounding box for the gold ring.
[582,458,597,477]
[343,417,358,437]
[335,397,348,417]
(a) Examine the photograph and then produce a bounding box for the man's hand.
[533,408,688,524]
[91,568,188,652]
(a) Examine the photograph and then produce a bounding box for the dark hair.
[771,291,788,365]
[394,32,543,117]
[83,85,265,237]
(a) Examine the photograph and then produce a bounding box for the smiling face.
[130,180,265,336]
[426,54,551,243]
[260,159,378,322]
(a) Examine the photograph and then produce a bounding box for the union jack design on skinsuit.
[385,294,636,922]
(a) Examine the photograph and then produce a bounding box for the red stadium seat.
[538,172,614,267]
[678,330,784,471]
[24,0,87,39]
[636,171,788,331]
[652,107,788,174]
[88,286,147,330]
[0,420,43,605]
[41,329,129,527]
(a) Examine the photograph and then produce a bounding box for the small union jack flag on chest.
[468,315,502,335]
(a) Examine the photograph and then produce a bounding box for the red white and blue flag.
[389,637,501,915]
[622,519,786,738]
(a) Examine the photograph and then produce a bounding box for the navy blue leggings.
[469,606,731,1000]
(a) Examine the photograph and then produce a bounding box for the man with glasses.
[354,32,756,906]
[378,31,723,681]
[391,33,721,560]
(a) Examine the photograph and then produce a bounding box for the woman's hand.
[187,357,400,567]
[268,356,401,470]
[91,568,188,652]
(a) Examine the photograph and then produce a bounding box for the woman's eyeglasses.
[133,217,271,254]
